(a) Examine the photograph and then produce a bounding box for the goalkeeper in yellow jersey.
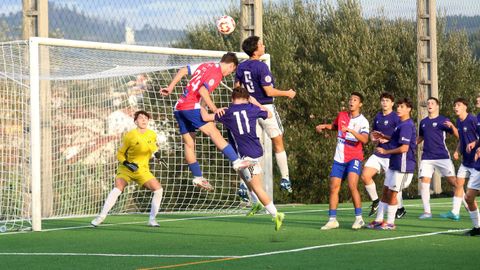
[91,110,164,227]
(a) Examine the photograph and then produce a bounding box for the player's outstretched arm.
[315,124,334,133]
[262,85,296,99]
[160,66,189,96]
[198,86,218,113]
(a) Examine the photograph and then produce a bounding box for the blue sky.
[1,0,480,30]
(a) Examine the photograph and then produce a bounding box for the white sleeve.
[360,116,370,134]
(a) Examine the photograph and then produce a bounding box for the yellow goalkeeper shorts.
[116,167,156,186]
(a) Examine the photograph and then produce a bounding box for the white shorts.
[457,164,477,179]
[467,169,480,190]
[258,104,283,138]
[384,169,413,192]
[238,157,262,182]
[364,154,389,173]
[419,159,456,178]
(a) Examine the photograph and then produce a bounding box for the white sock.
[250,191,259,204]
[275,151,289,179]
[421,182,431,213]
[365,183,379,201]
[387,204,397,224]
[264,202,277,217]
[397,191,403,208]
[99,187,122,217]
[375,201,388,222]
[469,209,480,228]
[149,188,163,220]
[452,196,463,215]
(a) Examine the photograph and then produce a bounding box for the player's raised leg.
[272,135,292,193]
[199,122,256,170]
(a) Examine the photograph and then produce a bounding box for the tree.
[175,0,480,203]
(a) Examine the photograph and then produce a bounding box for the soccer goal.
[0,37,272,232]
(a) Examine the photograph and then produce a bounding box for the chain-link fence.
[1,1,480,47]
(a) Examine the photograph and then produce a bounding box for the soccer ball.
[216,15,236,35]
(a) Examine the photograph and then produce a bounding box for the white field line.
[0,228,467,259]
[0,202,453,236]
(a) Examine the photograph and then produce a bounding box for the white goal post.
[0,37,273,232]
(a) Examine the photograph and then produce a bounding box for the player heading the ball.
[161,52,255,191]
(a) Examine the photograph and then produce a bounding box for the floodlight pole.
[417,0,441,194]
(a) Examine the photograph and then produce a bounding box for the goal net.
[0,38,272,232]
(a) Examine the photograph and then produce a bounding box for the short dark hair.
[134,110,151,121]
[427,97,439,105]
[241,36,260,57]
[454,97,468,107]
[232,87,250,100]
[351,91,364,103]
[397,97,413,109]
[380,92,395,102]
[220,52,239,67]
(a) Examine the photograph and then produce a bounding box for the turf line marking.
[138,257,239,270]
[0,228,467,262]
[238,228,467,259]
[135,227,467,269]
[0,202,452,236]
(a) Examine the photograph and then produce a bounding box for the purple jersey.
[216,103,268,158]
[372,111,400,158]
[419,115,453,160]
[457,114,479,168]
[235,60,274,104]
[389,118,416,173]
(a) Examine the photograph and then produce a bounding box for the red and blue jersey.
[333,111,369,163]
[174,62,222,111]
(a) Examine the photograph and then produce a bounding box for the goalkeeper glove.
[123,161,139,172]
[153,152,168,168]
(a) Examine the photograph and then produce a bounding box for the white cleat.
[321,219,339,230]
[148,219,160,227]
[91,215,105,227]
[232,159,257,171]
[352,218,365,230]
[192,177,214,191]
[419,213,432,219]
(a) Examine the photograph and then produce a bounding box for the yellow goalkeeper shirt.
[117,128,158,170]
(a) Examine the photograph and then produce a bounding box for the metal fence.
[1,1,480,47]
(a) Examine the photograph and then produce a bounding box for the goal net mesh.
[0,40,253,231]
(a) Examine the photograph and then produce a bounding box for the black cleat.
[395,207,407,219]
[368,199,380,217]
[465,227,480,236]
